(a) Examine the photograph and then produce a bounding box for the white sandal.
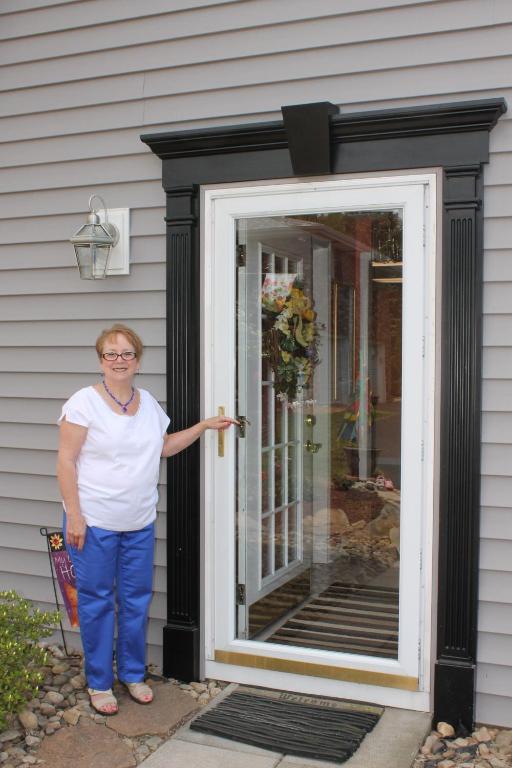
[88,687,118,716]
[121,681,153,704]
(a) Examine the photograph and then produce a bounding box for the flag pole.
[40,527,70,656]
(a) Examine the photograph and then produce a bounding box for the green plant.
[0,590,59,729]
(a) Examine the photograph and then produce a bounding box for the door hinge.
[236,583,246,605]
[420,440,424,462]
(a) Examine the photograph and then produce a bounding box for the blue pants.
[65,520,154,690]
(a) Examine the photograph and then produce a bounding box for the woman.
[57,323,236,716]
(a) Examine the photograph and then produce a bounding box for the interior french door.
[237,234,308,638]
[204,175,436,705]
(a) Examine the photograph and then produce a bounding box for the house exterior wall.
[0,0,510,722]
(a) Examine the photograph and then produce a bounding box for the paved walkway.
[31,679,430,768]
[147,688,431,768]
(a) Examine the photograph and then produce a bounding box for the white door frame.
[201,173,437,711]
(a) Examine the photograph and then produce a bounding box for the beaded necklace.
[102,379,135,413]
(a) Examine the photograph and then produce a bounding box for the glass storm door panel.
[207,177,432,685]
[236,211,408,655]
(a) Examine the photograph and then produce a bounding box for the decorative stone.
[189,691,199,699]
[17,711,38,731]
[421,735,442,755]
[474,726,492,742]
[189,682,207,692]
[70,675,86,690]
[209,687,221,697]
[8,747,26,758]
[44,692,64,706]
[479,743,491,755]
[197,693,210,705]
[437,761,456,768]
[437,722,455,738]
[179,684,192,690]
[0,733,20,744]
[51,663,69,674]
[489,758,508,768]
[62,708,81,726]
[48,646,65,659]
[52,675,68,687]
[39,703,55,717]
[495,731,512,748]
[21,756,36,764]
[93,715,106,725]
[24,736,40,748]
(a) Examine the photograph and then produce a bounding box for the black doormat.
[190,688,382,763]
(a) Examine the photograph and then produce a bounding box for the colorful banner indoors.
[46,531,79,628]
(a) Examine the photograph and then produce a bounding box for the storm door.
[205,175,435,701]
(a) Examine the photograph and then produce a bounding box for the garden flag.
[46,531,79,628]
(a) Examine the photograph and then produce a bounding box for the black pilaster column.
[434,166,483,730]
[162,185,201,681]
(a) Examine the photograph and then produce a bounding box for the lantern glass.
[74,242,111,279]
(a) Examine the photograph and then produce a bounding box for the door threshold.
[214,649,417,690]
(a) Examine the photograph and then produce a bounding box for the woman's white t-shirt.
[58,386,170,532]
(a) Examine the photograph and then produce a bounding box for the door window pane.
[236,211,402,659]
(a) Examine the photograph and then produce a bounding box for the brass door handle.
[218,406,225,457]
[305,440,322,454]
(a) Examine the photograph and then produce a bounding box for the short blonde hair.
[95,324,144,360]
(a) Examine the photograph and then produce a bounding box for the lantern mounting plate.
[98,207,130,276]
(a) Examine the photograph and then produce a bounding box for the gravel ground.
[0,644,226,767]
[2,644,512,768]
[413,721,512,768]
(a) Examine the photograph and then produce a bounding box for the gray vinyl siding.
[0,0,511,716]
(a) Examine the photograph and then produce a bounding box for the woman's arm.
[161,415,238,458]
[56,419,88,550]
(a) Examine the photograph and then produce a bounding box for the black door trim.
[141,97,506,728]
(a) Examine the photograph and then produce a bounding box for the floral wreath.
[261,276,320,400]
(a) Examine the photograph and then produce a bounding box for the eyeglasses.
[102,351,137,361]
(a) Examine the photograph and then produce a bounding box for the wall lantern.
[70,195,130,279]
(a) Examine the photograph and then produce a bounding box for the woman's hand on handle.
[202,415,239,431]
[161,415,239,457]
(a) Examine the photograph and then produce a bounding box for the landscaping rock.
[62,708,81,726]
[494,731,512,748]
[69,675,86,690]
[38,704,55,717]
[17,711,38,732]
[44,692,64,706]
[189,682,207,692]
[437,722,456,738]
